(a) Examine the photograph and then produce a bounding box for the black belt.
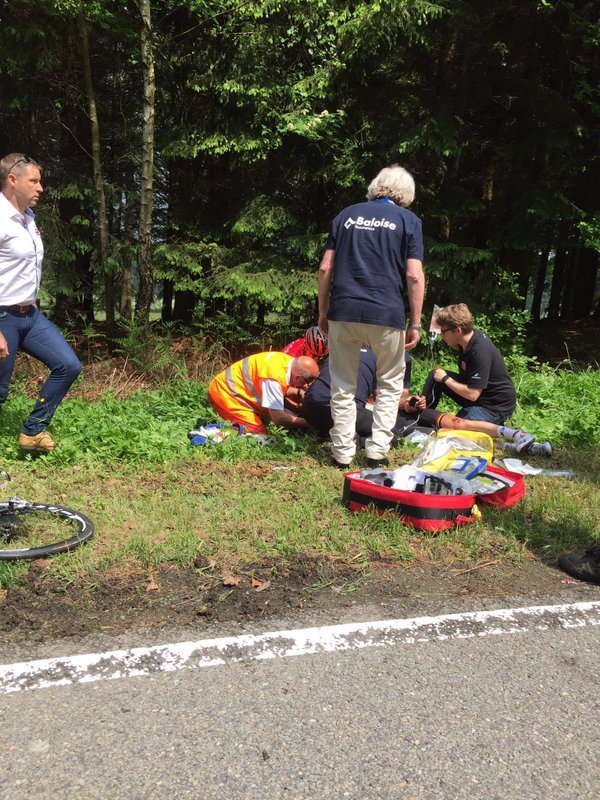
[0,304,36,314]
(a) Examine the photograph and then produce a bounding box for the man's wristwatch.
[441,374,450,384]
[408,324,421,330]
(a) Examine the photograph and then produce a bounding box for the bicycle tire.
[0,500,95,561]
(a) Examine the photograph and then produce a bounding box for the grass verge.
[1,360,599,592]
[1,438,598,592]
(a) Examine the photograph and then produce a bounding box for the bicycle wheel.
[0,497,95,561]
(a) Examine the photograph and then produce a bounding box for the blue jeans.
[421,370,508,425]
[0,308,82,435]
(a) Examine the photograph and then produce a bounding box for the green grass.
[1,359,599,590]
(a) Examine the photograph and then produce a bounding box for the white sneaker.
[528,441,553,457]
[513,430,535,454]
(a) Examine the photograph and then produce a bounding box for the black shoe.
[557,546,600,585]
[331,458,351,470]
[366,456,389,468]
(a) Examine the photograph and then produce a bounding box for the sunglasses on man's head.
[441,325,458,334]
[7,154,32,173]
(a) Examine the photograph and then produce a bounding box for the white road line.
[1,601,599,694]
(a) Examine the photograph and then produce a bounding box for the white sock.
[497,426,518,440]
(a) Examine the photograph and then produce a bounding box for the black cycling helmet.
[305,326,328,358]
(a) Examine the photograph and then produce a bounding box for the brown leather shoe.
[18,431,56,453]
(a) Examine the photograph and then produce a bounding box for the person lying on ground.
[301,349,414,442]
[415,303,516,425]
[282,328,329,413]
[282,325,329,359]
[208,352,319,435]
[396,404,553,456]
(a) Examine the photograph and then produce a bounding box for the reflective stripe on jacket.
[209,351,292,416]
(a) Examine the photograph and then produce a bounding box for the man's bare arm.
[317,249,335,335]
[269,408,311,430]
[432,366,482,402]
[405,257,425,350]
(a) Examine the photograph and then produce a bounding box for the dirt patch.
[0,553,585,646]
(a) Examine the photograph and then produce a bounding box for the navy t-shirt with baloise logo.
[325,198,424,329]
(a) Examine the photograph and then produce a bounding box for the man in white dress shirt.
[0,153,81,453]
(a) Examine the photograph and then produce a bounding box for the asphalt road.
[1,590,599,800]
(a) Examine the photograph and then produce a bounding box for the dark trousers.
[302,401,373,439]
[0,308,82,435]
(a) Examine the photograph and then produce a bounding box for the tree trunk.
[135,0,156,325]
[120,190,134,320]
[172,290,196,326]
[512,250,534,306]
[530,248,550,322]
[570,247,599,319]
[52,250,94,325]
[435,28,458,97]
[547,248,567,321]
[77,1,111,331]
[162,279,173,322]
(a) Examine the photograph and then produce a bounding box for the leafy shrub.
[474,307,531,359]
[512,363,600,445]
[2,340,599,471]
[112,322,228,384]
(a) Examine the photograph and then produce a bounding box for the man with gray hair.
[0,153,82,453]
[318,164,425,468]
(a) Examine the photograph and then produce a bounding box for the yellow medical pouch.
[413,429,495,474]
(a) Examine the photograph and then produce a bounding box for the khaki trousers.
[328,321,406,464]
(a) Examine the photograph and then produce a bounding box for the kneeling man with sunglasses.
[416,303,516,426]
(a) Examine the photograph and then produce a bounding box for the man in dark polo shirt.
[317,164,425,468]
[416,303,516,424]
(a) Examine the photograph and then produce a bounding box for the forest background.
[1,0,598,346]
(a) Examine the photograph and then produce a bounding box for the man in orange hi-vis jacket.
[208,351,319,434]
